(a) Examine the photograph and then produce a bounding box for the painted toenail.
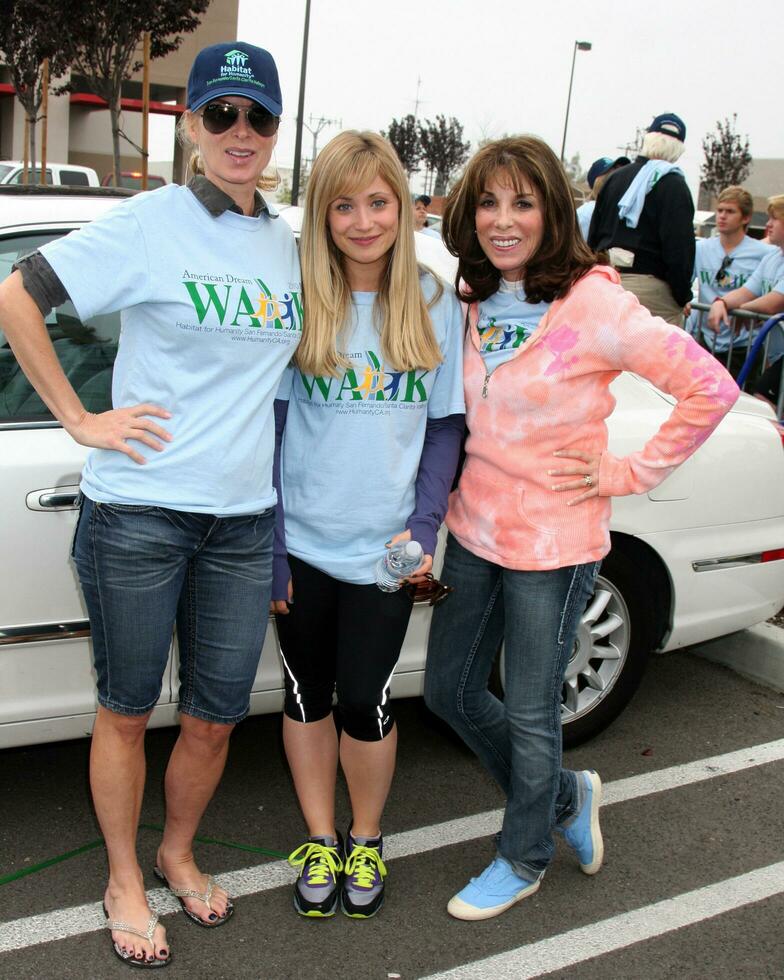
[209,912,217,920]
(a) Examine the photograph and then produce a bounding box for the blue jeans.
[425,534,600,878]
[72,496,274,723]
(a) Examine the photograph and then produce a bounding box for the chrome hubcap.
[562,575,629,723]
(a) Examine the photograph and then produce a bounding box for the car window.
[8,169,53,185]
[0,164,13,181]
[60,170,90,186]
[118,174,165,190]
[0,231,120,424]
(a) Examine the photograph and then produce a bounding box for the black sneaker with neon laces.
[288,833,344,917]
[341,829,387,918]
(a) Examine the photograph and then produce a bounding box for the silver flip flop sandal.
[103,903,171,969]
[153,867,234,928]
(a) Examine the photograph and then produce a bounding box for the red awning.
[69,93,184,116]
[0,86,183,115]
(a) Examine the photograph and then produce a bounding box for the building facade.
[0,0,238,184]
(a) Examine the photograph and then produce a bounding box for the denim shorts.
[71,495,274,723]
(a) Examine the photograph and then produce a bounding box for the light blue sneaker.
[558,769,603,874]
[447,856,542,921]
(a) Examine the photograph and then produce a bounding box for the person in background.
[0,41,299,968]
[273,131,465,920]
[687,186,775,377]
[588,113,694,324]
[413,193,432,230]
[706,194,784,362]
[749,344,784,415]
[576,155,629,240]
[425,135,738,923]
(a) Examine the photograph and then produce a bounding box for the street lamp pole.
[291,0,312,206]
[560,40,591,163]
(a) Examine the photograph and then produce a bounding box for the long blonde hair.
[297,130,442,377]
[176,111,280,191]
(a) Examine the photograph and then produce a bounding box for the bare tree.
[418,115,470,196]
[382,114,422,177]
[62,0,210,183]
[0,0,72,175]
[563,151,584,184]
[701,114,752,197]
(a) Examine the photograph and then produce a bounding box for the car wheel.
[561,547,655,746]
[496,546,657,747]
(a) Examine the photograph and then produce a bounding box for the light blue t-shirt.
[477,280,550,374]
[576,200,595,240]
[744,247,784,298]
[749,249,784,363]
[687,235,776,351]
[278,275,465,583]
[42,184,302,515]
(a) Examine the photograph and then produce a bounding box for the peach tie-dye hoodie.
[446,266,740,570]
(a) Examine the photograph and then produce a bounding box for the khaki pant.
[619,273,684,325]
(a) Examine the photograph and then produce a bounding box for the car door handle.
[27,486,80,511]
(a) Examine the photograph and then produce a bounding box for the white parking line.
[421,861,784,980]
[1,737,784,954]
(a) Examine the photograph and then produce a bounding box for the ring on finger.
[583,474,593,487]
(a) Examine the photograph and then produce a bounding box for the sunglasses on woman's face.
[200,102,280,138]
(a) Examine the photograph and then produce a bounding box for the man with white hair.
[588,113,694,324]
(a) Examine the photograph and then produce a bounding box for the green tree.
[382,114,422,176]
[0,0,72,176]
[701,115,752,197]
[61,0,210,183]
[418,115,470,196]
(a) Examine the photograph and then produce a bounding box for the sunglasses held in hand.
[200,102,280,138]
[406,574,454,607]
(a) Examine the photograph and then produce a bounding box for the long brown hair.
[442,135,601,304]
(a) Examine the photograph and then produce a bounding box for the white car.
[2,189,783,751]
[0,161,100,188]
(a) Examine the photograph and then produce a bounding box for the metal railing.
[688,303,784,418]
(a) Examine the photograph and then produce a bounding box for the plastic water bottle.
[375,540,424,592]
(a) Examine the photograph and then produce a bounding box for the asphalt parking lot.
[1,639,784,979]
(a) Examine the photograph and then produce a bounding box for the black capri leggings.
[275,555,414,742]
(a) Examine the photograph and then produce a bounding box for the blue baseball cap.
[187,42,282,115]
[586,156,630,189]
[647,112,686,142]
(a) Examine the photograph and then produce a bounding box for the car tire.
[494,545,657,747]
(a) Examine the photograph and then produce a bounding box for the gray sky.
[226,0,779,198]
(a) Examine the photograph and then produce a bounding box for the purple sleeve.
[272,398,291,602]
[406,412,466,557]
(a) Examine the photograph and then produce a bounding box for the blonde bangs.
[296,130,443,377]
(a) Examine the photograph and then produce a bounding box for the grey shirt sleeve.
[13,251,70,316]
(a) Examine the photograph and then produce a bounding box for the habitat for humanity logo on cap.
[187,41,283,116]
[224,49,249,69]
